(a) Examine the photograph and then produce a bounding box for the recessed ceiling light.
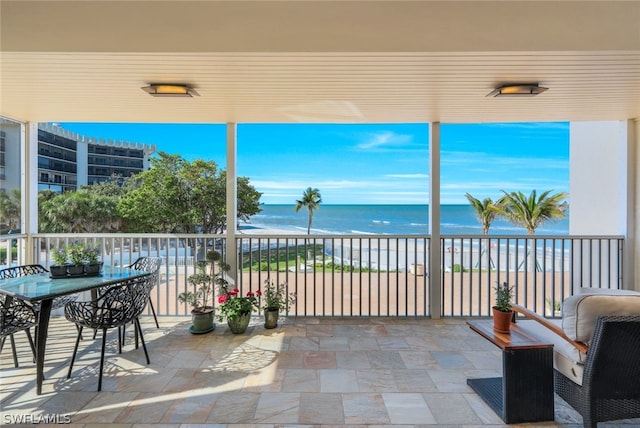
[141,84,199,97]
[487,84,548,97]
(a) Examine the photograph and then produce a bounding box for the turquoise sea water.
[244,204,569,235]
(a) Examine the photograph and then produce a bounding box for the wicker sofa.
[514,288,640,428]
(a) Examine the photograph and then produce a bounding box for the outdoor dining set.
[0,257,161,393]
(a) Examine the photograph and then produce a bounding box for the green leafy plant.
[217,287,259,321]
[261,278,296,311]
[67,243,86,265]
[494,281,514,312]
[178,250,225,313]
[84,244,101,264]
[51,247,68,266]
[546,297,562,314]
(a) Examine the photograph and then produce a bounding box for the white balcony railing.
[0,232,624,318]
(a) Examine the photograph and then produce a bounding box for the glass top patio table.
[0,266,150,303]
[0,265,151,395]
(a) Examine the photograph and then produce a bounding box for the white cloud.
[356,131,414,150]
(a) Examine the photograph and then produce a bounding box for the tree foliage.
[464,193,499,235]
[496,189,568,235]
[295,187,322,234]
[118,152,261,233]
[39,188,122,233]
[0,188,21,231]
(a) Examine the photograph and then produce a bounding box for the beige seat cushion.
[562,288,640,344]
[517,319,585,385]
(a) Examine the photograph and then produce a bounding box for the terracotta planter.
[492,307,513,333]
[227,312,251,334]
[264,309,279,329]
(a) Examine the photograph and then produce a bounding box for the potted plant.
[83,243,103,275]
[50,247,68,278]
[261,278,296,329]
[217,285,260,334]
[178,250,222,334]
[66,243,86,276]
[492,281,514,333]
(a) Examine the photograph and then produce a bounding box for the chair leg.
[67,325,83,379]
[9,334,19,368]
[134,318,150,364]
[117,326,122,354]
[148,297,159,328]
[25,329,36,363]
[97,328,107,392]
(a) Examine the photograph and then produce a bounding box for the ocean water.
[244,204,569,235]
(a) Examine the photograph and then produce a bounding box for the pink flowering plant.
[217,286,260,321]
[261,278,296,311]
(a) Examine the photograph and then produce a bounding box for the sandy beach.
[149,224,577,319]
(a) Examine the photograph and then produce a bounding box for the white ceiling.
[1,1,639,124]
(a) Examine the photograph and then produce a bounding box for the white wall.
[570,121,629,235]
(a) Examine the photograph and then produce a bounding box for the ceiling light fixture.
[487,83,548,97]
[141,84,199,97]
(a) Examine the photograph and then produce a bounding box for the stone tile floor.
[1,316,639,427]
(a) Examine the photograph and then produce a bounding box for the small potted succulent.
[493,281,514,333]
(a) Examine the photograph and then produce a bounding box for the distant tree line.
[1,152,262,234]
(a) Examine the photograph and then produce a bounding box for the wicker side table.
[466,320,554,424]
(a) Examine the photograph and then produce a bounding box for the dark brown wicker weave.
[554,315,640,428]
[64,275,153,391]
[0,294,37,367]
[128,257,162,328]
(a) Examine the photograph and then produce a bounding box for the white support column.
[570,120,635,290]
[429,122,441,318]
[225,123,238,284]
[628,119,638,291]
[21,122,39,263]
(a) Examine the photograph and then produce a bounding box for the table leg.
[35,299,52,395]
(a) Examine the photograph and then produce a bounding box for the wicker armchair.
[127,257,162,328]
[0,294,37,368]
[64,275,153,391]
[514,288,640,427]
[555,316,640,428]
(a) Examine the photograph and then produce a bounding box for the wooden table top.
[467,320,553,350]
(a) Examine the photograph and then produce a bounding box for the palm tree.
[295,187,322,234]
[496,189,568,235]
[465,193,499,235]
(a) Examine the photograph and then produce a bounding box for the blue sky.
[58,122,569,205]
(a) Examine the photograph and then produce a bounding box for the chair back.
[129,275,154,319]
[584,315,640,399]
[0,296,37,338]
[65,282,134,330]
[0,265,48,279]
[128,257,162,286]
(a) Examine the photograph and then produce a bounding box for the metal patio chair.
[64,274,153,391]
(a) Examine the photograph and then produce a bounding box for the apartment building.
[0,122,155,194]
